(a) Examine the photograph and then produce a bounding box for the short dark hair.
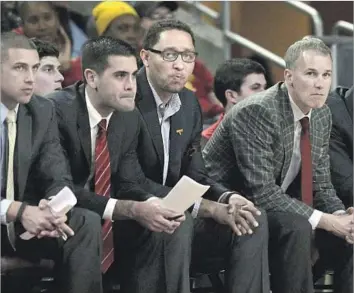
[142,19,195,49]
[1,32,37,61]
[30,38,59,59]
[81,36,137,81]
[214,58,266,107]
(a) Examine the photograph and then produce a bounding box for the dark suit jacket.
[328,86,353,207]
[124,67,229,201]
[47,81,152,217]
[203,82,345,218]
[1,96,73,233]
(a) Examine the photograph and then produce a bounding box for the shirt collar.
[1,103,19,125]
[288,94,312,122]
[85,89,113,129]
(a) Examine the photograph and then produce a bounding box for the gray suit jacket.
[1,95,73,235]
[203,82,345,218]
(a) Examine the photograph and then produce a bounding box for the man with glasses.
[134,1,223,121]
[117,19,270,293]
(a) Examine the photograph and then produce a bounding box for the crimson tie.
[95,119,114,274]
[300,117,313,206]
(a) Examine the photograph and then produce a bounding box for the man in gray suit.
[203,37,353,293]
[1,32,103,293]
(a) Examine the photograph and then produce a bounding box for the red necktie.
[95,119,114,274]
[300,117,313,206]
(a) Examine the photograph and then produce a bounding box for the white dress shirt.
[1,103,19,224]
[85,90,117,221]
[283,95,344,230]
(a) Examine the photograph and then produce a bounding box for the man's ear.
[284,69,293,86]
[225,89,238,105]
[84,68,98,89]
[140,49,149,67]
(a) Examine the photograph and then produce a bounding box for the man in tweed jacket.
[203,37,353,293]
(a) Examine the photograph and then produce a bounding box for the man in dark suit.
[328,86,353,208]
[0,32,103,293]
[117,20,270,293]
[203,37,353,293]
[48,36,191,286]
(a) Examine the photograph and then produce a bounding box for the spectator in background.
[328,86,353,208]
[52,1,89,58]
[134,1,224,120]
[31,38,64,96]
[249,54,275,88]
[17,1,83,87]
[134,1,178,46]
[92,1,141,50]
[1,1,22,32]
[201,58,266,146]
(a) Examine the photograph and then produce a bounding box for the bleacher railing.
[185,0,328,68]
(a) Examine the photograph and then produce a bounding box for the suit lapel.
[167,101,185,182]
[279,84,295,183]
[16,105,32,201]
[76,84,92,168]
[107,113,123,173]
[136,68,164,167]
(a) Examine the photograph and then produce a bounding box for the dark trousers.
[315,230,353,293]
[268,212,353,293]
[2,208,103,293]
[192,209,269,293]
[115,210,269,293]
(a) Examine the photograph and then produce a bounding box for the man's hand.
[320,213,353,240]
[211,203,254,236]
[344,207,354,244]
[132,198,185,234]
[22,199,74,239]
[228,194,261,234]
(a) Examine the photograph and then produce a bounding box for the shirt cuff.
[1,199,14,224]
[103,198,118,221]
[218,191,234,203]
[333,210,346,215]
[147,196,159,202]
[191,198,202,218]
[308,209,323,230]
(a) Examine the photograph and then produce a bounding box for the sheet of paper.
[20,186,77,240]
[162,176,210,214]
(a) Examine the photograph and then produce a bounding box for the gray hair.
[284,37,332,69]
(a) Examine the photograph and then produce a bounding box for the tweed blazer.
[202,82,345,218]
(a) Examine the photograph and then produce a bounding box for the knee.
[253,208,268,239]
[156,212,194,246]
[71,207,102,235]
[269,212,312,241]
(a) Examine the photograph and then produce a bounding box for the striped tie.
[95,119,114,274]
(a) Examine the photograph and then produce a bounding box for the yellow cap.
[92,1,139,36]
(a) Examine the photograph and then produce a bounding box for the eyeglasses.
[147,48,198,63]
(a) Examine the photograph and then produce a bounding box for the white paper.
[162,176,210,214]
[20,187,77,240]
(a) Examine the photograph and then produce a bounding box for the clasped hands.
[21,199,74,240]
[212,193,261,237]
[330,207,354,245]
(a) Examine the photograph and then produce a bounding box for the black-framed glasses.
[147,48,198,63]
